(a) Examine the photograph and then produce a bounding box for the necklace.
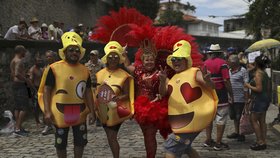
[108,69,117,78]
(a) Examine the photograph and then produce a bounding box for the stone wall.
[0,0,109,35]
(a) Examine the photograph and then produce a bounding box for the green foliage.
[112,0,160,20]
[245,0,280,40]
[157,0,196,26]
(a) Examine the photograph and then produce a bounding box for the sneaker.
[203,139,216,147]
[42,126,53,135]
[237,135,245,142]
[13,129,28,137]
[21,128,30,134]
[250,143,266,151]
[227,132,239,139]
[213,142,230,151]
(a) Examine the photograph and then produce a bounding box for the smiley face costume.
[38,32,90,128]
[166,40,218,134]
[95,41,134,126]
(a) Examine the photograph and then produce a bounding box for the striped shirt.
[229,67,249,103]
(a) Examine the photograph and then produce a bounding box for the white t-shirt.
[4,25,26,40]
[28,26,42,40]
[48,24,58,40]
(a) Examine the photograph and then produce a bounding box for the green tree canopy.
[157,0,196,25]
[112,0,160,20]
[245,0,280,40]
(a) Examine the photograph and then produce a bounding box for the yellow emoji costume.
[95,41,134,126]
[167,40,218,133]
[38,32,90,128]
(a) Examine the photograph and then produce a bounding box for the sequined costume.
[134,65,171,138]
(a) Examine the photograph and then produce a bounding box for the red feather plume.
[91,7,153,46]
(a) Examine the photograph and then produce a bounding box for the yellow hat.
[58,32,86,60]
[166,40,192,69]
[102,41,125,64]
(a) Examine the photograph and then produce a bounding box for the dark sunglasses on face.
[108,54,119,59]
[67,47,80,53]
[171,57,184,62]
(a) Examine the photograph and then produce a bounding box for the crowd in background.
[1,17,94,42]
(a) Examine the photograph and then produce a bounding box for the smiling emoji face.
[38,60,90,128]
[167,68,217,133]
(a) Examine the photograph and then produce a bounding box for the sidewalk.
[0,104,279,158]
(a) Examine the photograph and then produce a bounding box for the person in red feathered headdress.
[123,39,171,158]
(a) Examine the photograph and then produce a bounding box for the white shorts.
[215,105,229,125]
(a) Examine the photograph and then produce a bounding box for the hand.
[244,83,250,88]
[44,111,53,125]
[159,65,167,83]
[199,66,211,82]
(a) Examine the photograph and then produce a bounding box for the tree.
[157,0,196,25]
[111,0,160,20]
[245,0,280,40]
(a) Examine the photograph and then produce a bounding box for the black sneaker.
[227,133,239,139]
[237,135,245,142]
[250,143,266,151]
[203,139,216,147]
[21,128,30,134]
[13,129,28,137]
[213,142,230,151]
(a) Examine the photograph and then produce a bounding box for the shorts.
[164,132,200,157]
[102,123,122,131]
[54,123,88,149]
[215,105,229,125]
[251,96,270,113]
[12,82,30,111]
[229,103,245,121]
[216,89,228,104]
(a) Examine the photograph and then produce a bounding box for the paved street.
[0,104,280,158]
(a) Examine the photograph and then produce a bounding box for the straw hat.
[166,40,192,69]
[58,32,86,60]
[30,17,39,23]
[207,44,223,53]
[101,41,125,64]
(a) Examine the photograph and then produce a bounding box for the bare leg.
[234,120,240,134]
[205,122,213,141]
[74,146,84,158]
[186,147,200,158]
[56,149,67,158]
[15,110,26,130]
[216,124,225,144]
[259,112,267,144]
[165,152,176,158]
[104,126,120,158]
[251,113,264,144]
[140,124,157,158]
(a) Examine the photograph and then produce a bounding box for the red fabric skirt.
[134,95,171,139]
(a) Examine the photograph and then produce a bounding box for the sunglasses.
[108,54,119,59]
[67,48,80,53]
[171,57,184,62]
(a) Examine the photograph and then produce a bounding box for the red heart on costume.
[180,82,202,104]
[110,46,117,49]
[177,43,182,47]
[117,105,131,118]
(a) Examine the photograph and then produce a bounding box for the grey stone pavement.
[0,104,280,158]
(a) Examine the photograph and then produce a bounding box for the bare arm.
[43,85,53,125]
[196,69,215,89]
[158,66,168,97]
[122,50,135,74]
[224,79,234,102]
[85,87,96,122]
[245,71,263,93]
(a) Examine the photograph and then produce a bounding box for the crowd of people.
[2,17,93,41]
[6,29,273,158]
